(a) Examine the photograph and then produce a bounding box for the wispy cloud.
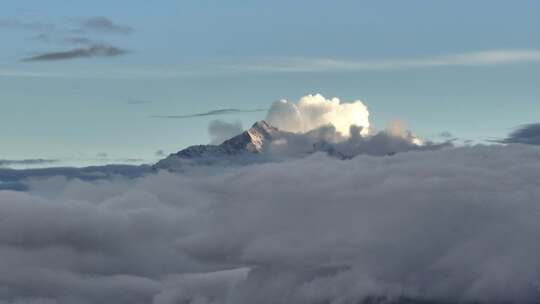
[21,44,128,61]
[1,16,131,63]
[126,98,153,105]
[438,131,454,139]
[151,108,267,119]
[27,33,51,43]
[0,69,64,77]
[8,49,540,78]
[80,16,133,35]
[0,159,58,167]
[226,49,540,73]
[63,36,95,45]
[1,16,132,35]
[0,18,55,31]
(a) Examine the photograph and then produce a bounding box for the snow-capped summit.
[228,120,279,153]
[153,121,282,170]
[202,120,280,154]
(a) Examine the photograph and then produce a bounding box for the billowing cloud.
[266,94,370,136]
[208,120,243,144]
[1,144,540,303]
[306,123,450,159]
[22,44,128,61]
[496,123,540,145]
[81,17,133,35]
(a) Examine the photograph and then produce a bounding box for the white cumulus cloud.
[266,94,370,136]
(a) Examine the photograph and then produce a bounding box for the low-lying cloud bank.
[2,144,540,303]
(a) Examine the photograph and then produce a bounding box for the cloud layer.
[266,94,370,136]
[2,144,540,303]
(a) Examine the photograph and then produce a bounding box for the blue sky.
[1,0,540,163]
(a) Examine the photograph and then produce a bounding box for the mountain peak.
[246,120,279,151]
[220,120,278,153]
[154,121,283,170]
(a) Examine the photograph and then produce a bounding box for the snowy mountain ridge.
[154,120,450,171]
[153,121,285,170]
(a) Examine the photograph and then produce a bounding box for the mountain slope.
[153,121,282,170]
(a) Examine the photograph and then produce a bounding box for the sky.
[1,0,540,164]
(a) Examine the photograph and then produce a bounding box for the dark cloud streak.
[22,44,128,61]
[151,108,267,119]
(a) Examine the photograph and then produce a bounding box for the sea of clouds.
[2,143,540,303]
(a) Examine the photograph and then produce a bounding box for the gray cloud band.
[22,44,128,61]
[151,108,267,119]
